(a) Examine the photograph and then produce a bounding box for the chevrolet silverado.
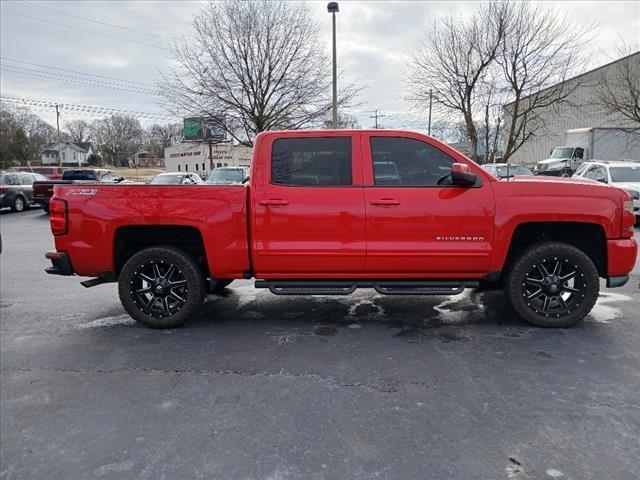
[44,130,637,329]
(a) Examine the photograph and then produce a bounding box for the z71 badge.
[67,188,98,196]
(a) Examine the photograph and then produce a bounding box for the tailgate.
[33,181,56,199]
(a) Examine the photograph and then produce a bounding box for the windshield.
[550,147,574,159]
[610,166,640,183]
[208,169,245,183]
[495,165,533,177]
[150,174,184,185]
[62,170,95,181]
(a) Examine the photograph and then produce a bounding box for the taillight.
[50,198,68,236]
[621,198,635,238]
[0,186,7,194]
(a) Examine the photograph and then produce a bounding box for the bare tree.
[320,112,360,129]
[0,105,56,167]
[407,2,507,161]
[159,0,359,146]
[595,46,640,125]
[92,115,143,166]
[499,2,592,161]
[147,123,182,148]
[65,120,92,144]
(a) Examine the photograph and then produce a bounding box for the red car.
[45,130,637,329]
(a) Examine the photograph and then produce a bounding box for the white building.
[163,142,252,179]
[502,52,640,165]
[41,142,93,166]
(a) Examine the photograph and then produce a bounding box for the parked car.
[15,166,66,180]
[149,172,203,185]
[44,129,637,330]
[535,128,640,176]
[572,160,640,218]
[0,171,49,212]
[206,167,250,185]
[32,168,125,213]
[482,163,533,179]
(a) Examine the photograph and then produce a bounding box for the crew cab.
[33,168,124,212]
[44,130,637,329]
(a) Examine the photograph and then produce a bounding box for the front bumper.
[606,239,637,285]
[45,251,74,276]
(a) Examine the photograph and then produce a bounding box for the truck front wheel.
[505,242,599,327]
[118,247,206,328]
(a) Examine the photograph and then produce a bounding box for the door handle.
[370,198,400,206]
[259,199,289,206]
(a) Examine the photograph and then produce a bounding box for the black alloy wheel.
[521,257,587,317]
[130,261,188,318]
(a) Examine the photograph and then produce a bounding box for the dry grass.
[111,167,165,182]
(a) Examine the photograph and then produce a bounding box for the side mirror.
[115,176,125,183]
[596,177,607,184]
[451,163,477,186]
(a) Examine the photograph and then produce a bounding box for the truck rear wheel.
[505,241,599,327]
[118,247,206,328]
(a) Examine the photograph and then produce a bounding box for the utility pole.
[370,110,385,129]
[55,104,62,167]
[428,89,433,136]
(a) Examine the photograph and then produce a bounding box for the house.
[128,150,165,168]
[41,142,94,166]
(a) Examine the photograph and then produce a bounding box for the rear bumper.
[33,197,50,206]
[45,251,74,276]
[606,238,637,284]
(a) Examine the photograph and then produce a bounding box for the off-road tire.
[118,247,206,328]
[505,241,599,327]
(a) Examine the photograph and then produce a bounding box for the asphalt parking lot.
[1,208,639,480]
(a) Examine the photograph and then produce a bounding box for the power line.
[18,1,166,39]
[1,66,157,95]
[3,9,169,51]
[0,57,154,87]
[1,96,177,121]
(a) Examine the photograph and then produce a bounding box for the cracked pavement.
[1,209,639,479]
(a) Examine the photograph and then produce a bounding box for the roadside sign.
[183,116,225,142]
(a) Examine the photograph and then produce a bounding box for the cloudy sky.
[1,0,638,132]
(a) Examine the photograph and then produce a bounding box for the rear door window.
[370,137,454,186]
[271,137,352,186]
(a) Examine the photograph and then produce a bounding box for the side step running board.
[254,280,479,296]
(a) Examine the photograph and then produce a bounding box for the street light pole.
[428,89,432,136]
[327,2,339,129]
[55,104,62,167]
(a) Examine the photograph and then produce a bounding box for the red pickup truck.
[45,130,637,329]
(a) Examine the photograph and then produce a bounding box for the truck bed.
[52,184,251,279]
